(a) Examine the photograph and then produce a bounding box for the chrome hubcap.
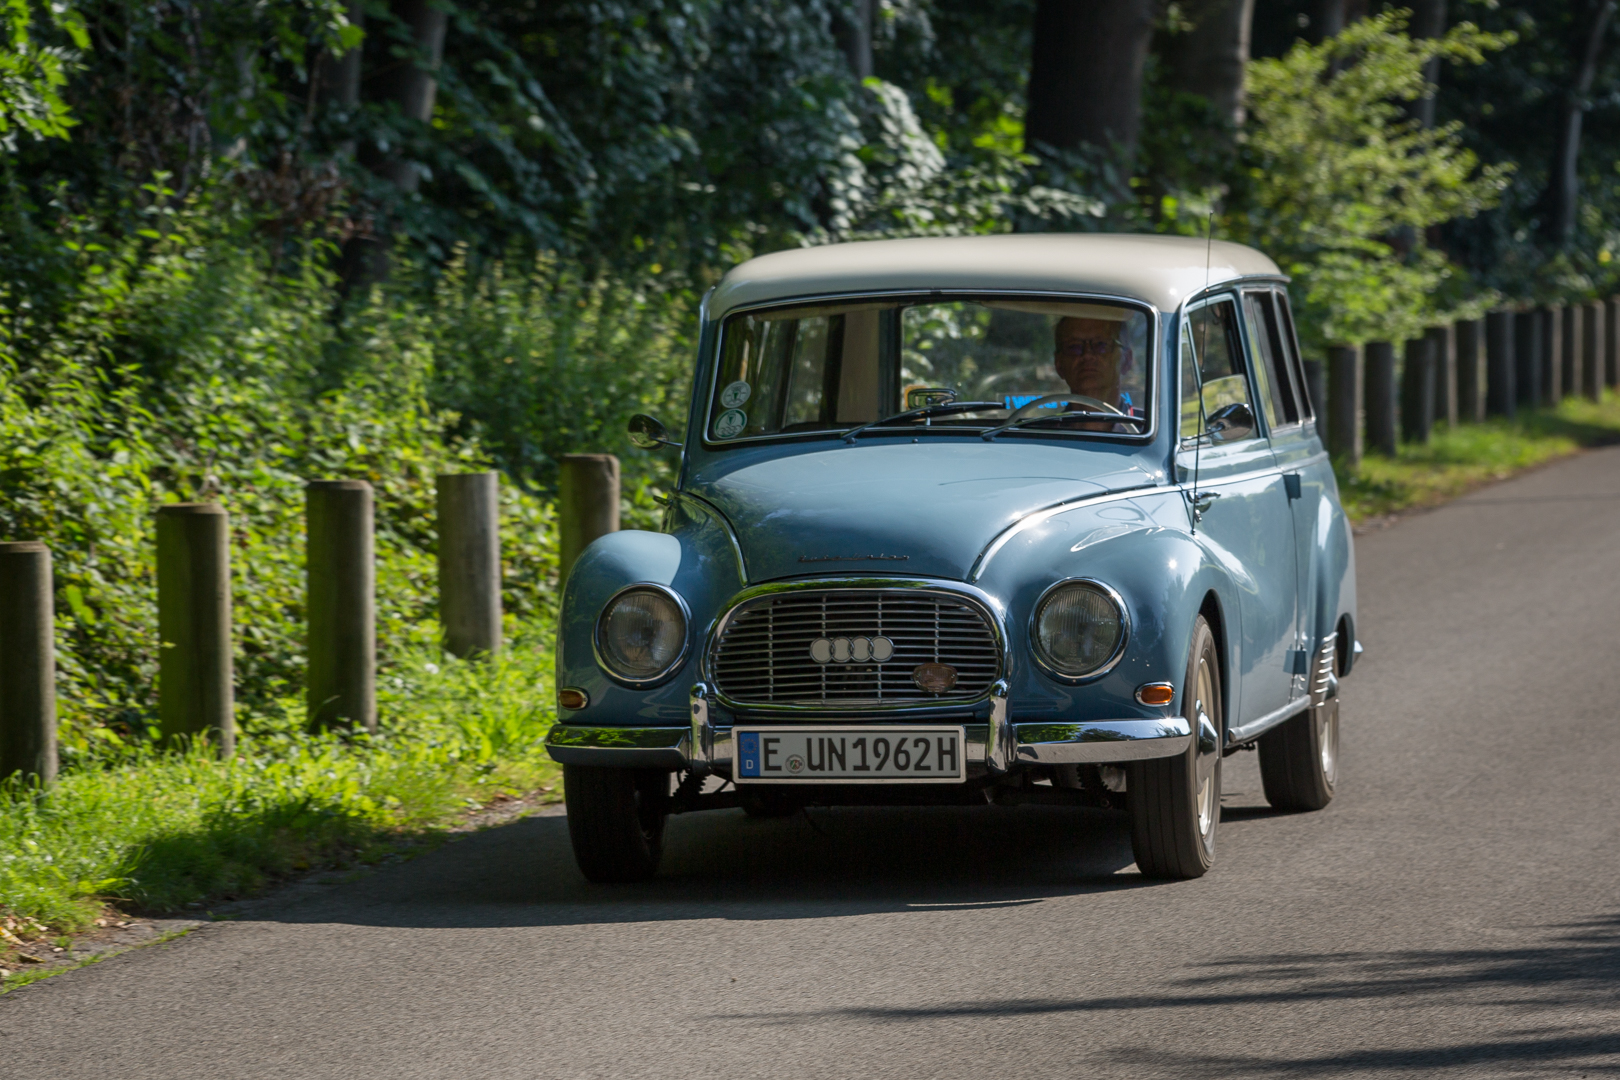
[1318,699,1339,787]
[1192,656,1219,841]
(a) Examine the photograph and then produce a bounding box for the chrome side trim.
[968,486,1158,583]
[545,725,690,768]
[1224,696,1310,747]
[702,576,1009,715]
[671,491,749,581]
[1014,718,1192,764]
[591,582,693,689]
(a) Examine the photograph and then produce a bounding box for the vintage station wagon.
[546,233,1359,882]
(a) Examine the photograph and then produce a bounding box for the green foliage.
[0,627,559,931]
[1239,14,1516,346]
[0,0,87,145]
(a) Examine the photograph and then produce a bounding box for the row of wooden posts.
[1319,298,1620,462]
[0,454,625,784]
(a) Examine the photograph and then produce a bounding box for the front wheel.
[562,765,670,882]
[1129,616,1222,879]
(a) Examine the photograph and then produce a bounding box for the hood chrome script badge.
[797,554,911,563]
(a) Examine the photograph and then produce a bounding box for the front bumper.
[545,717,1191,773]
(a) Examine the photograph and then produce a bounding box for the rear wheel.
[562,765,669,882]
[1129,616,1222,879]
[1259,681,1339,812]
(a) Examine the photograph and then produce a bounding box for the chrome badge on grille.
[808,636,895,664]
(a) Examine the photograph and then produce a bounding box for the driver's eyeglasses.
[1057,340,1113,358]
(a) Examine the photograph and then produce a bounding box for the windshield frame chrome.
[698,289,1161,451]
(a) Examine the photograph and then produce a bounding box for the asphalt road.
[7,448,1620,1079]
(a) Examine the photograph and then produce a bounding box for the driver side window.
[1180,298,1255,441]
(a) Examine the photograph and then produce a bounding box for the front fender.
[972,489,1243,723]
[556,497,746,725]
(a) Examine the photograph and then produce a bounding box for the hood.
[687,440,1162,583]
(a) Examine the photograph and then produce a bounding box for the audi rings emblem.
[809,635,895,664]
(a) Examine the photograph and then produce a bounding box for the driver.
[1053,315,1127,431]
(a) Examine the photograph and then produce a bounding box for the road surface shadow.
[256,802,1171,929]
[713,913,1620,1075]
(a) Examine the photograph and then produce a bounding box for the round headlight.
[596,585,688,685]
[1032,580,1127,680]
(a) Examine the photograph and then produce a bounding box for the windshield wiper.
[841,401,1006,443]
[980,410,1149,441]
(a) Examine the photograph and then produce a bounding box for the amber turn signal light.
[1135,682,1175,707]
[558,687,589,710]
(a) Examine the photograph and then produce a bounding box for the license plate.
[733,727,965,783]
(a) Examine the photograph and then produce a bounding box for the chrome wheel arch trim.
[701,575,1010,715]
[591,581,694,690]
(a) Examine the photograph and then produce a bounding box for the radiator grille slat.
[711,589,1001,706]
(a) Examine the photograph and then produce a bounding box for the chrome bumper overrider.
[545,717,1190,772]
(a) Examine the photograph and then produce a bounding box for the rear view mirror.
[1206,401,1255,443]
[628,413,680,450]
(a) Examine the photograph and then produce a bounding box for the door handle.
[1284,473,1302,500]
[1186,489,1221,521]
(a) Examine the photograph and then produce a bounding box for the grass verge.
[0,623,560,967]
[1336,392,1620,524]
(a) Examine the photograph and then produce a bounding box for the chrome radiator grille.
[709,589,1001,707]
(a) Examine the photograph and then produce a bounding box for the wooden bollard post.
[436,472,502,659]
[1606,297,1619,388]
[1455,319,1484,423]
[1326,345,1361,463]
[1364,341,1398,456]
[1399,336,1435,444]
[0,542,57,783]
[558,454,620,585]
[1561,304,1581,400]
[1543,306,1563,404]
[1484,311,1516,419]
[306,480,375,733]
[1513,309,1541,409]
[1426,325,1456,428]
[1584,301,1604,401]
[156,504,235,757]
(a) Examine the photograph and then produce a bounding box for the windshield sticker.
[720,380,752,409]
[714,409,748,439]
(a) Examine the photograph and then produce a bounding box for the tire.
[1129,616,1222,880]
[1258,684,1339,812]
[562,765,669,882]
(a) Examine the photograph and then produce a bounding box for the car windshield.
[706,297,1152,441]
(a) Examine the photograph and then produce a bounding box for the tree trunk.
[317,2,365,110]
[1026,0,1160,170]
[1547,0,1616,245]
[835,0,873,81]
[367,0,448,194]
[1158,0,1257,126]
[1405,0,1445,129]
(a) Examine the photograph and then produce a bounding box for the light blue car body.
[547,234,1357,776]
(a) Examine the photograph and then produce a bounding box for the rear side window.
[1180,297,1253,441]
[1242,292,1301,429]
[1273,289,1313,419]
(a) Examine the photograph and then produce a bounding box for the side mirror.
[628,413,680,450]
[1206,401,1255,443]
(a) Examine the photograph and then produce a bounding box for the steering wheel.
[1007,393,1123,421]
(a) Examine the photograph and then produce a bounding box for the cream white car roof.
[709,233,1282,319]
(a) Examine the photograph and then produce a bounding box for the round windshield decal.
[720,380,752,409]
[714,409,748,439]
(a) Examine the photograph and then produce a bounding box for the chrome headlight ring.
[1027,577,1130,684]
[592,582,692,689]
